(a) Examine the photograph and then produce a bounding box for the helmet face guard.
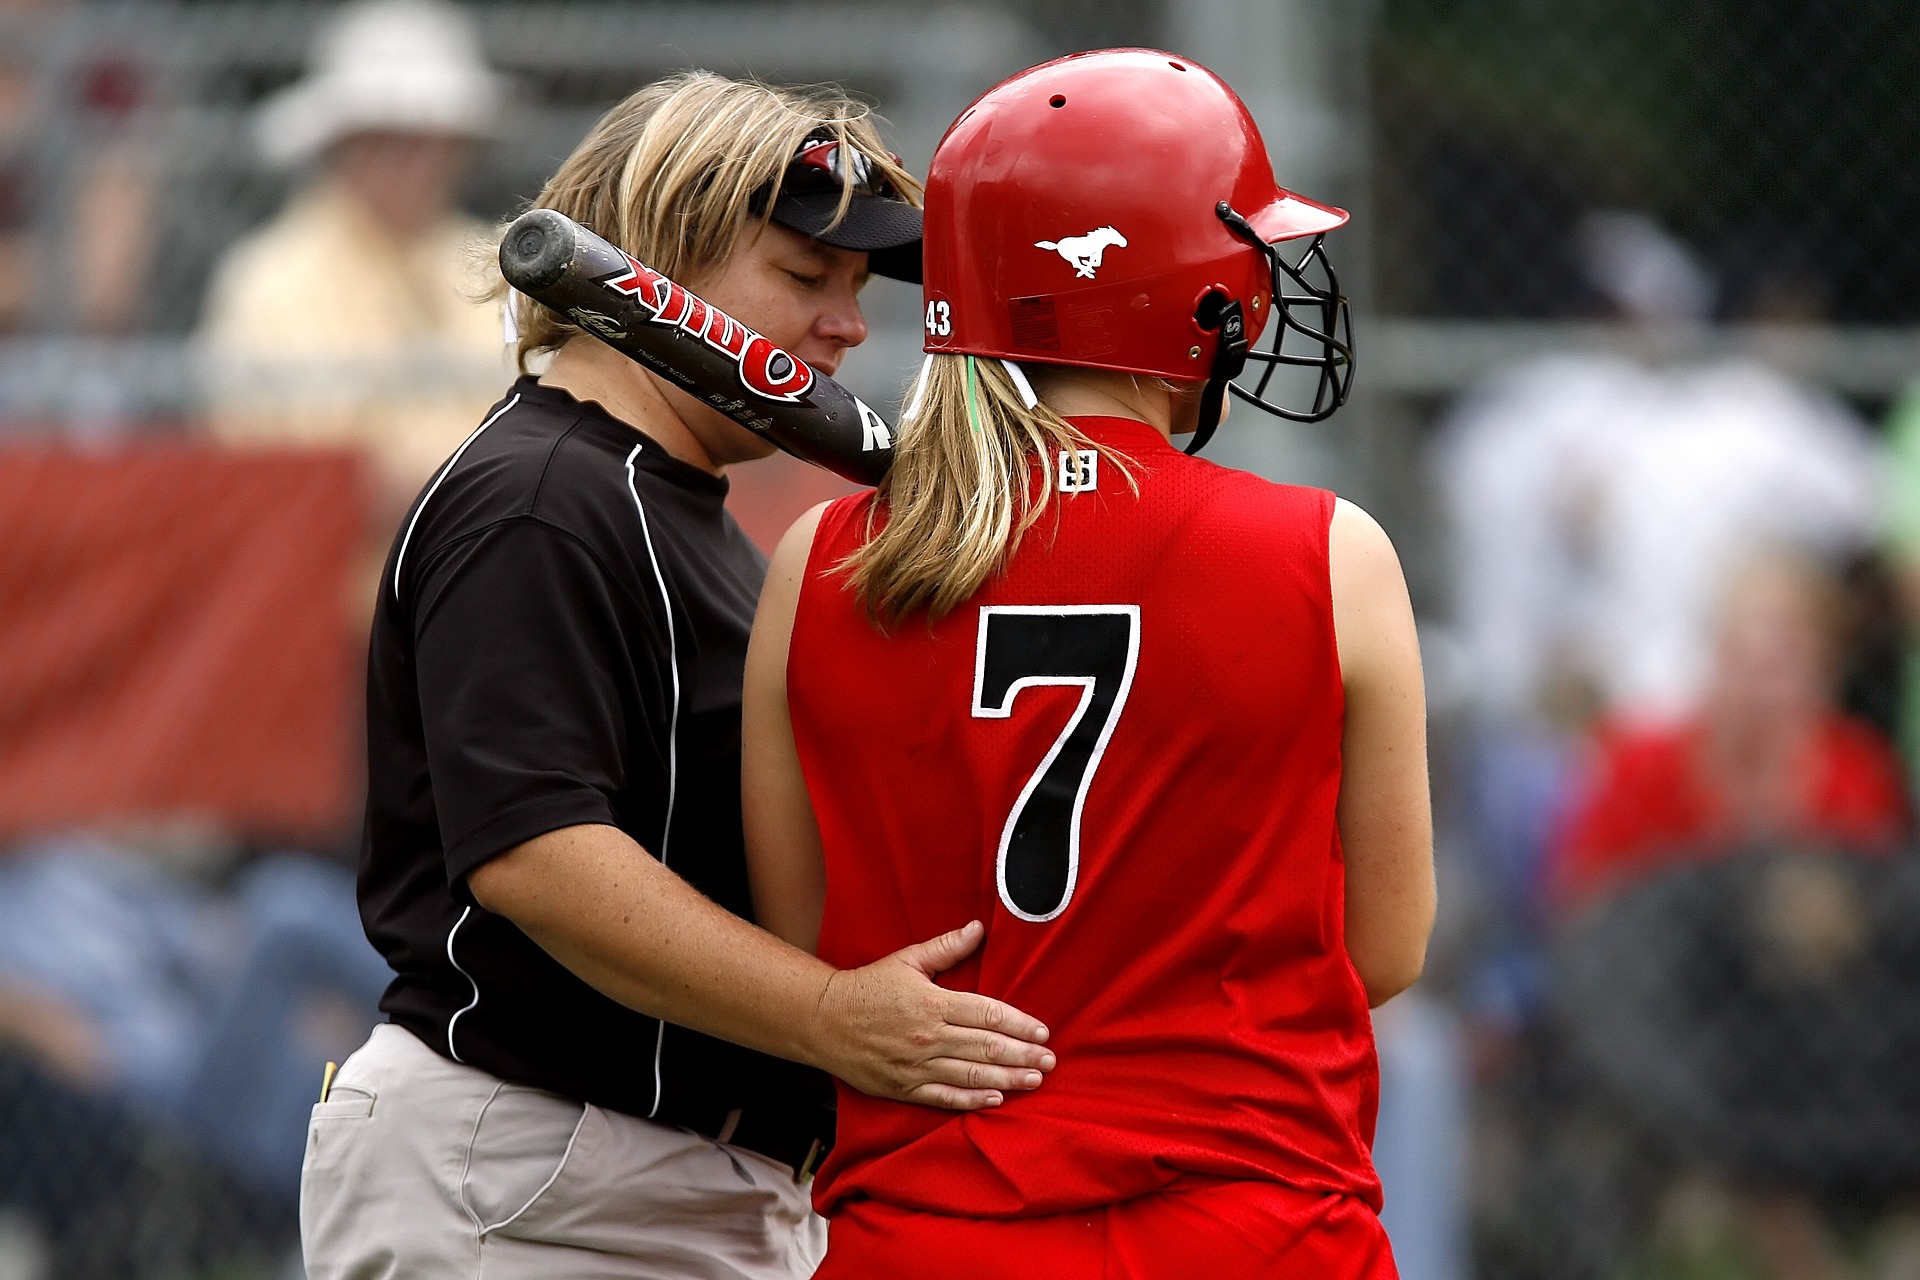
[1187,203,1354,454]
[1237,229,1356,423]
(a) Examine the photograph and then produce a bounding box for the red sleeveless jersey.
[789,417,1381,1219]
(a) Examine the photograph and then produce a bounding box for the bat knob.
[500,208,579,293]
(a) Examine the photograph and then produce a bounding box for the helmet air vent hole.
[1194,288,1234,331]
[1169,61,1186,71]
[1050,95,1067,108]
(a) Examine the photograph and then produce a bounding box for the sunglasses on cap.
[775,133,902,201]
[754,130,924,283]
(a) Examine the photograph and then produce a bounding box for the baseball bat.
[499,208,895,487]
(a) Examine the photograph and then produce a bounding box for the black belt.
[685,1104,833,1180]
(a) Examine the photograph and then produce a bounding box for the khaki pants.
[300,1023,826,1279]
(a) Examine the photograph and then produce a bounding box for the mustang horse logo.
[1035,226,1128,279]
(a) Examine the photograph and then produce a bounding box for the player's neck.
[1028,368,1203,443]
[540,339,722,473]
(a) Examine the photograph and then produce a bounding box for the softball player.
[743,50,1433,1276]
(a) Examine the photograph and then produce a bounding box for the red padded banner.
[0,444,366,842]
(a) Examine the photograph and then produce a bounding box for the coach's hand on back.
[810,919,1055,1111]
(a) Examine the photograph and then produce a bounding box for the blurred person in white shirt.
[1439,211,1882,732]
[1591,356,1880,720]
[196,0,510,527]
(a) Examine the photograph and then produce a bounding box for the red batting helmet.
[920,49,1355,452]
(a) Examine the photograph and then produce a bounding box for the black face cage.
[1186,201,1356,456]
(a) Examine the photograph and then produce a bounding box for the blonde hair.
[843,356,1135,624]
[502,71,919,372]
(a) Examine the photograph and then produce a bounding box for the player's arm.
[741,503,831,952]
[1328,497,1436,1007]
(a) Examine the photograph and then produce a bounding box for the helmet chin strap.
[1185,293,1249,456]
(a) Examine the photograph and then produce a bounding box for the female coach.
[307,72,1054,1280]
[743,51,1434,1277]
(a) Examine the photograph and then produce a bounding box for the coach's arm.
[468,822,1052,1111]
[1329,498,1437,1007]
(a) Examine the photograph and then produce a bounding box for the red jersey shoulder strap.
[805,492,876,574]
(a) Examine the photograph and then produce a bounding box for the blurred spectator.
[0,836,389,1210]
[1434,348,1656,729]
[1439,211,1883,733]
[1439,220,1896,1279]
[1590,359,1882,723]
[1553,553,1908,915]
[0,0,157,339]
[196,0,509,528]
[1536,556,1914,1280]
[1435,212,1711,732]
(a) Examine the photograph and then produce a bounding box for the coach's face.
[675,221,872,465]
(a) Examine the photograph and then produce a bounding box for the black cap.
[756,135,923,283]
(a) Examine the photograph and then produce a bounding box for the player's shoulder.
[795,490,881,559]
[1327,497,1405,589]
[822,487,880,533]
[1329,495,1390,549]
[1165,451,1338,539]
[459,376,582,481]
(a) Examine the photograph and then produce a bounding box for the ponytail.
[841,355,1134,624]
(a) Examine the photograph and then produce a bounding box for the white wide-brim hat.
[256,0,505,168]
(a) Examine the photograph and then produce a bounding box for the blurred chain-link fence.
[1372,0,1920,326]
[0,0,1169,428]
